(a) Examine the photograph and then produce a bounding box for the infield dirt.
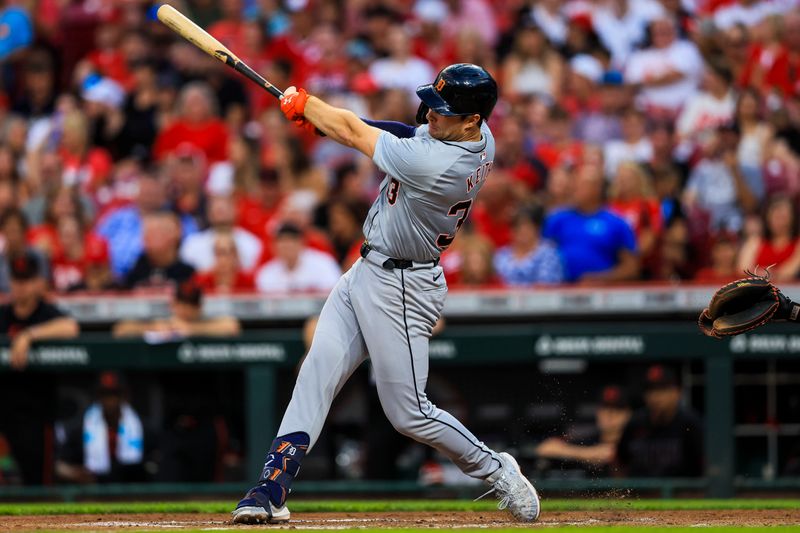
[2,509,798,531]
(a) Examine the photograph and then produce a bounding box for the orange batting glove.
[280,87,309,122]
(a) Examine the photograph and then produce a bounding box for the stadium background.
[0,0,798,502]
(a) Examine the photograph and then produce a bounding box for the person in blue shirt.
[543,163,639,283]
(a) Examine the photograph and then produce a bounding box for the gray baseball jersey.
[274,120,502,487]
[365,122,495,262]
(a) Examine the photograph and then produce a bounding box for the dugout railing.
[2,322,800,499]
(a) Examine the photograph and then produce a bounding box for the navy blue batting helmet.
[415,63,498,124]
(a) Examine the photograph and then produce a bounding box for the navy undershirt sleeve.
[361,119,416,139]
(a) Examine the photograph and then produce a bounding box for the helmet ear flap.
[416,102,429,125]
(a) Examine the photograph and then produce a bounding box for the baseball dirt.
[1,509,797,530]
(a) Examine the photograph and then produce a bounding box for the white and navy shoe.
[479,452,540,522]
[231,483,291,524]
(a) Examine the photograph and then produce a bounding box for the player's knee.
[384,408,425,437]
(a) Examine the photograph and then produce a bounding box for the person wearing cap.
[573,71,627,146]
[0,250,80,369]
[616,365,703,477]
[55,371,148,484]
[493,205,563,286]
[255,222,341,294]
[112,279,240,338]
[535,384,632,474]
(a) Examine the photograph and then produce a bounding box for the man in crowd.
[255,223,341,294]
[543,164,639,283]
[179,193,262,273]
[123,212,195,289]
[616,365,704,477]
[113,279,241,339]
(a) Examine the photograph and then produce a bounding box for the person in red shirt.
[762,12,800,98]
[208,0,246,58]
[445,234,503,289]
[608,162,663,263]
[738,194,800,279]
[533,105,584,171]
[694,231,741,283]
[193,232,255,294]
[153,82,229,163]
[50,213,112,292]
[28,185,89,261]
[59,109,113,199]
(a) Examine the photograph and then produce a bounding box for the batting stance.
[232,64,540,524]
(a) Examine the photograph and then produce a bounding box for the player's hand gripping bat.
[156,4,283,99]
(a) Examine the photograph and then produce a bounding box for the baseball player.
[232,64,540,524]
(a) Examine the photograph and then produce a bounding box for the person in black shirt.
[55,372,149,484]
[535,384,632,476]
[0,251,79,369]
[0,250,79,484]
[124,212,195,289]
[616,365,704,477]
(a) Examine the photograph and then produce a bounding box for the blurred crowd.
[3,0,800,293]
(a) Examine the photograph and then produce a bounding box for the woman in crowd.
[738,194,800,279]
[493,205,564,286]
[608,162,663,265]
[193,231,255,293]
[502,21,564,101]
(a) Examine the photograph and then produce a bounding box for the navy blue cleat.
[231,482,290,524]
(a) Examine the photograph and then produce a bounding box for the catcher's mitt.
[699,268,800,338]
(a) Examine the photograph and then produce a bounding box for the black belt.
[360,242,439,270]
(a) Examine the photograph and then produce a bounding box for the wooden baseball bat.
[156,4,283,99]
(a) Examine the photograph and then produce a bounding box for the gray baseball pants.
[276,252,501,479]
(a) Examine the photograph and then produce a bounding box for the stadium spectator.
[152,82,229,163]
[738,195,800,279]
[603,108,653,178]
[501,20,564,101]
[123,212,195,290]
[573,71,627,146]
[368,25,435,101]
[624,17,704,117]
[50,214,112,292]
[608,162,663,262]
[543,164,639,283]
[676,64,736,149]
[113,279,240,339]
[96,173,166,277]
[446,234,501,288]
[109,58,160,161]
[193,231,256,293]
[0,2,33,61]
[654,215,695,281]
[591,0,652,68]
[325,198,369,269]
[0,250,79,369]
[11,47,57,121]
[534,105,584,171]
[165,144,208,237]
[535,384,632,475]
[693,231,740,283]
[4,208,51,285]
[179,194,262,273]
[683,125,763,232]
[28,185,92,260]
[55,372,149,484]
[236,168,285,246]
[493,206,564,286]
[616,365,704,477]
[255,223,341,294]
